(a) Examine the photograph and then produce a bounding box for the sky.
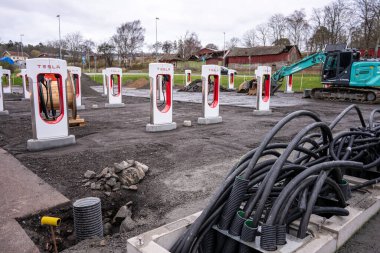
[0,0,333,51]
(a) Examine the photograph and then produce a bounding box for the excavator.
[271,44,380,103]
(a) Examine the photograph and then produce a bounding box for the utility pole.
[57,14,62,59]
[223,32,226,66]
[20,34,24,59]
[156,17,159,62]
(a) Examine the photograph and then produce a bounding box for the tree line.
[0,0,379,67]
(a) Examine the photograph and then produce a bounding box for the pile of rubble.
[83,160,149,196]
[103,201,137,235]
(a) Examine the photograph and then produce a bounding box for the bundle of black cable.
[171,105,380,253]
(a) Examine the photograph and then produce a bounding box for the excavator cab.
[322,46,361,86]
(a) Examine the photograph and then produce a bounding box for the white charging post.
[68,66,85,110]
[146,63,177,132]
[0,66,9,115]
[254,66,272,115]
[105,67,125,108]
[185,70,192,86]
[20,69,31,99]
[2,69,11,93]
[198,65,223,125]
[102,69,107,96]
[285,74,294,93]
[227,69,235,90]
[26,58,76,151]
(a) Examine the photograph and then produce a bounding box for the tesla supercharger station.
[0,66,9,115]
[185,70,192,86]
[198,65,223,125]
[2,69,11,93]
[146,63,177,132]
[254,66,272,115]
[26,58,76,151]
[105,67,125,108]
[68,66,85,110]
[20,69,31,99]
[228,69,235,90]
[102,69,107,96]
[285,74,294,93]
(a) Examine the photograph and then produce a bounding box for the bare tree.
[353,0,380,49]
[256,23,270,46]
[286,9,310,49]
[177,31,202,58]
[205,43,219,50]
[226,37,240,49]
[268,14,288,43]
[97,41,115,67]
[162,41,174,54]
[64,32,84,64]
[243,28,256,47]
[112,20,145,66]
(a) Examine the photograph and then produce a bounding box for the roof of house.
[227,45,299,57]
[3,50,30,57]
[159,54,183,62]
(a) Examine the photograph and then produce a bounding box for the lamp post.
[57,14,62,59]
[20,34,24,57]
[223,32,226,66]
[155,17,159,62]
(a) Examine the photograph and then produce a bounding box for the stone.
[106,178,117,187]
[183,120,192,127]
[96,167,109,178]
[84,181,91,187]
[95,183,101,190]
[113,182,121,191]
[120,216,138,233]
[90,182,96,190]
[100,239,107,246]
[84,170,96,179]
[113,205,132,224]
[104,192,111,196]
[127,160,135,165]
[103,223,113,236]
[104,184,112,192]
[105,173,112,179]
[114,161,133,173]
[128,185,138,191]
[111,173,119,179]
[121,167,145,186]
[135,161,149,173]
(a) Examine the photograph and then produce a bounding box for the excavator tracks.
[311,87,380,104]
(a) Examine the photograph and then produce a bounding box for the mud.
[0,75,379,252]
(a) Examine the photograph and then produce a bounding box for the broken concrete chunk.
[90,182,96,190]
[121,167,145,186]
[114,161,133,173]
[128,185,138,191]
[104,173,112,179]
[135,161,149,173]
[106,177,117,187]
[96,167,109,178]
[104,192,111,196]
[84,170,96,179]
[120,216,138,233]
[113,205,132,224]
[103,223,113,236]
[112,182,121,191]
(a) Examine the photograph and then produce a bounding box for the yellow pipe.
[41,216,61,227]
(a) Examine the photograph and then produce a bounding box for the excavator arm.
[271,52,326,93]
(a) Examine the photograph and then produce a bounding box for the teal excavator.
[271,44,380,103]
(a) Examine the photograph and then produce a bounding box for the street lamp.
[155,17,159,62]
[20,34,24,62]
[57,14,62,59]
[223,32,226,66]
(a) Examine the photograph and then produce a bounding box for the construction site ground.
[0,75,379,252]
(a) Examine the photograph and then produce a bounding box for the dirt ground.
[0,75,379,252]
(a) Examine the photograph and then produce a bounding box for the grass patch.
[89,72,323,91]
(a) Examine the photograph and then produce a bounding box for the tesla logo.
[209,69,218,73]
[157,67,170,71]
[37,64,61,69]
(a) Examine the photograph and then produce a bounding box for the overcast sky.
[1,0,333,51]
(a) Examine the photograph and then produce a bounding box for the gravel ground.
[0,75,379,252]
